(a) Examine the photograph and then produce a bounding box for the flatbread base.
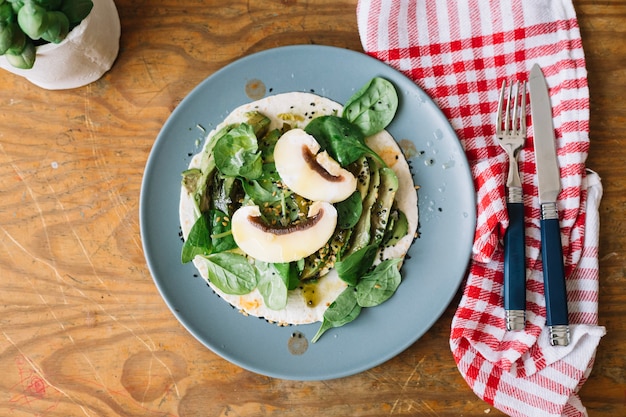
[180,92,418,325]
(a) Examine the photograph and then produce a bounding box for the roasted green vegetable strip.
[371,167,399,245]
[347,160,380,255]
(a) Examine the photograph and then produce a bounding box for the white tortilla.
[180,92,418,325]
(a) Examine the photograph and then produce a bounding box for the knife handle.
[504,197,526,330]
[540,202,570,346]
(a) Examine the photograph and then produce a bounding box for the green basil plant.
[0,0,93,69]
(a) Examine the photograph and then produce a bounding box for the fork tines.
[497,80,527,138]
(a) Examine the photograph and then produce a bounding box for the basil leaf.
[304,115,381,167]
[203,252,257,295]
[61,0,94,26]
[356,258,402,307]
[335,244,378,286]
[213,123,263,179]
[343,77,398,136]
[336,190,363,229]
[256,262,290,310]
[16,2,48,39]
[311,287,361,343]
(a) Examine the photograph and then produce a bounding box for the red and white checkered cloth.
[357,1,606,416]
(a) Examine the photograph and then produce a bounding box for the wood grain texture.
[575,0,626,413]
[0,1,624,416]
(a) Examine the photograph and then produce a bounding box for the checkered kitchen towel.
[357,1,605,416]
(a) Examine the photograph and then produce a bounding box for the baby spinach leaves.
[343,77,399,137]
[355,258,402,307]
[181,210,236,263]
[304,116,378,167]
[311,288,361,343]
[256,262,290,311]
[213,123,263,180]
[204,252,258,295]
[335,244,378,286]
[303,76,397,170]
[256,262,300,310]
[336,191,363,230]
[312,257,403,342]
[241,163,285,204]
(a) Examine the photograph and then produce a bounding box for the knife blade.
[528,64,570,347]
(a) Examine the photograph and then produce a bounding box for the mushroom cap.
[274,129,357,203]
[231,201,338,263]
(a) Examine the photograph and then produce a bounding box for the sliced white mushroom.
[231,201,337,263]
[274,129,357,203]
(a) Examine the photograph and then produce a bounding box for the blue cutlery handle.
[540,216,569,326]
[504,201,526,311]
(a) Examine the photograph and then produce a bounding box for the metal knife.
[528,64,570,347]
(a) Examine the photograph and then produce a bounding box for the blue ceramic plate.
[140,45,476,380]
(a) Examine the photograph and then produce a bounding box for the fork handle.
[504,192,526,330]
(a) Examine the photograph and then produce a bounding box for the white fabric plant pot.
[0,0,121,90]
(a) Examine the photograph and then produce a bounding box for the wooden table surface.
[1,1,624,416]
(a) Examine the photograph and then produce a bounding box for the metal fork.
[496,80,527,331]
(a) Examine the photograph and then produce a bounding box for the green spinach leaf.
[213,123,263,180]
[203,252,257,295]
[335,244,378,286]
[356,258,402,307]
[274,262,301,290]
[258,128,282,163]
[181,210,236,263]
[209,210,237,253]
[343,77,399,137]
[304,115,383,167]
[241,163,285,204]
[256,262,289,311]
[336,190,363,229]
[181,213,212,264]
[311,287,362,343]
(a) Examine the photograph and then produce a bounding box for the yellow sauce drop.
[301,283,321,308]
